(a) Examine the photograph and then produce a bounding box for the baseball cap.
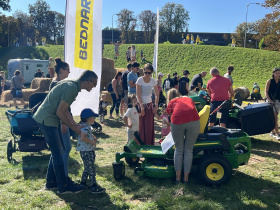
[80,108,99,119]
[158,72,164,76]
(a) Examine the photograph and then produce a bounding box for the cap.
[80,108,99,119]
[158,72,164,76]
[183,70,190,75]
[202,84,207,88]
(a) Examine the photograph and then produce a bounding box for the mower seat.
[198,105,210,134]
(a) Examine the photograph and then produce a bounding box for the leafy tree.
[159,3,190,43]
[28,0,50,44]
[138,10,156,43]
[256,0,280,51]
[0,0,11,12]
[116,9,137,43]
[45,11,65,44]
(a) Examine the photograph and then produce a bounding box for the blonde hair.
[101,93,107,98]
[166,88,180,104]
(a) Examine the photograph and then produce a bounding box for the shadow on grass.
[251,137,280,160]
[104,119,125,128]
[21,154,81,179]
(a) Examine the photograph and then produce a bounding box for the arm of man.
[197,82,202,90]
[162,79,166,91]
[56,100,82,134]
[228,85,234,98]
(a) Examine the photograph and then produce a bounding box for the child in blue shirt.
[77,108,106,194]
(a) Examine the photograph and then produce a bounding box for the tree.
[116,9,137,43]
[45,11,65,44]
[232,21,259,48]
[0,0,11,12]
[256,0,280,51]
[138,10,156,43]
[159,3,190,43]
[28,0,50,44]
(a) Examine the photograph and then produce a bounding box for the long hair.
[272,67,280,79]
[166,88,180,104]
[55,58,69,75]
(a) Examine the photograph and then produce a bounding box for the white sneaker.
[274,134,280,140]
[270,132,276,137]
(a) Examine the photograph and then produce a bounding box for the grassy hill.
[1,44,280,90]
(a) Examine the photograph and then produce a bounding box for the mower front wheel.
[113,162,125,180]
[125,157,140,166]
[198,155,232,186]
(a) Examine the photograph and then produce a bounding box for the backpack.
[165,80,170,89]
[179,78,188,96]
[107,82,113,92]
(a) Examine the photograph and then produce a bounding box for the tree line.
[0,0,65,47]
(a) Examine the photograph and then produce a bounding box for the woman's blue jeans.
[38,123,67,189]
[110,93,121,115]
[62,127,71,176]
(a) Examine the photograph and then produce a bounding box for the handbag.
[11,77,23,98]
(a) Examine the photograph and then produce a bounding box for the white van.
[8,59,49,84]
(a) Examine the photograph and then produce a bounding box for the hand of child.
[163,119,168,124]
[127,124,132,129]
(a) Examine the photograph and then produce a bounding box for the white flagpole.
[153,7,159,78]
[65,0,103,116]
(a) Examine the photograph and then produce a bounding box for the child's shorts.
[127,128,137,141]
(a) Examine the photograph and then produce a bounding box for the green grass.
[1,106,280,209]
[1,44,280,90]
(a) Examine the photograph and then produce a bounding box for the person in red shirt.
[166,88,200,185]
[207,67,234,128]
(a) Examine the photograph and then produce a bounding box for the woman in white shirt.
[136,63,159,145]
[131,45,137,62]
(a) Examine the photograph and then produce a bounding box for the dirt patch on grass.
[101,143,117,148]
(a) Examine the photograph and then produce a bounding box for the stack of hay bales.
[0,78,52,105]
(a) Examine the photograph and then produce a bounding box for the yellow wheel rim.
[206,163,224,181]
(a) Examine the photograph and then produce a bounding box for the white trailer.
[8,59,49,84]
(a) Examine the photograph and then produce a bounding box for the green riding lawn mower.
[112,93,275,186]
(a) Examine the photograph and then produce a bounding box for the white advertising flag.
[153,7,159,78]
[65,0,103,116]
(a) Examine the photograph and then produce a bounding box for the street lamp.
[112,13,116,43]
[244,3,260,48]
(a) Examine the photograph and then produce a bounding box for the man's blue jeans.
[38,123,67,190]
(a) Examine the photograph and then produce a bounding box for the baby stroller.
[5,93,48,163]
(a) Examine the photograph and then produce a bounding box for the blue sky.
[2,0,271,33]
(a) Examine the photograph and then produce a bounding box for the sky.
[2,0,271,33]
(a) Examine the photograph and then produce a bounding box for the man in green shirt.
[34,69,98,194]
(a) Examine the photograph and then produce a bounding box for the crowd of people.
[8,54,278,193]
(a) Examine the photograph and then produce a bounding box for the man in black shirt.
[179,70,190,96]
[162,73,174,95]
[34,68,43,78]
[190,71,207,91]
[173,72,179,89]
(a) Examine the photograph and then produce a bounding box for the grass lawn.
[0,106,280,209]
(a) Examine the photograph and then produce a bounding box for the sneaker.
[57,182,84,194]
[270,132,276,137]
[44,182,58,190]
[109,116,114,119]
[275,134,280,140]
[91,184,106,194]
[80,182,90,189]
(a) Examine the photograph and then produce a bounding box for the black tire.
[198,155,232,186]
[7,140,13,163]
[125,157,140,166]
[113,163,125,180]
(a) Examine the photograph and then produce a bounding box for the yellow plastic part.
[198,105,210,134]
[206,163,224,181]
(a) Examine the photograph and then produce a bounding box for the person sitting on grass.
[123,94,139,143]
[77,108,106,194]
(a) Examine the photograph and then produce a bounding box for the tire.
[7,140,13,163]
[227,119,240,129]
[125,157,140,166]
[198,155,232,186]
[113,162,125,180]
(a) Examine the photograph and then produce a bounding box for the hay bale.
[234,87,250,100]
[102,57,114,70]
[101,58,116,90]
[31,78,52,91]
[1,90,13,102]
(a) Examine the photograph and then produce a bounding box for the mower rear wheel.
[7,140,14,163]
[125,157,140,166]
[113,162,125,180]
[198,155,232,186]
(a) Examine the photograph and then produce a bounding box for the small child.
[123,94,139,142]
[189,85,198,96]
[199,84,208,97]
[99,94,108,124]
[156,104,171,143]
[77,108,106,194]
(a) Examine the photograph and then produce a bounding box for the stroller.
[5,93,48,163]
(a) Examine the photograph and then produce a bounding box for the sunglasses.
[144,72,152,75]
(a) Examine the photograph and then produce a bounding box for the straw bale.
[31,78,52,91]
[102,57,114,70]
[101,58,116,90]
[234,87,250,100]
